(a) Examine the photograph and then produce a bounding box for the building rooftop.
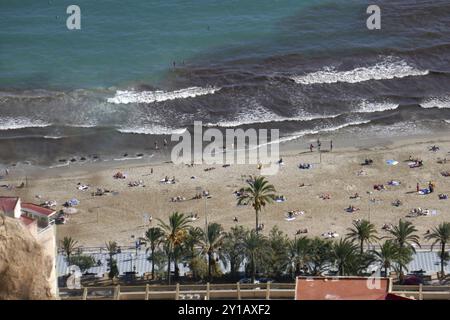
[21,203,55,217]
[0,196,19,213]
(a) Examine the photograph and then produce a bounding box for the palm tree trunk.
[230,260,236,279]
[251,253,256,283]
[208,252,212,282]
[167,254,171,285]
[255,209,259,234]
[174,256,179,280]
[151,248,155,280]
[441,242,446,278]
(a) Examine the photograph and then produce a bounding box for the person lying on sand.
[438,194,448,200]
[298,183,312,188]
[429,145,440,152]
[409,160,423,168]
[298,163,312,169]
[296,228,308,235]
[319,193,331,200]
[346,205,360,213]
[350,193,360,199]
[362,158,373,166]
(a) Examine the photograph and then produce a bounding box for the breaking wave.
[107,86,221,104]
[0,117,50,131]
[291,57,429,85]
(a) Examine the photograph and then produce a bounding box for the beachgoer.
[310,144,314,152]
[163,138,168,147]
[416,183,420,193]
[330,140,333,152]
[155,141,159,150]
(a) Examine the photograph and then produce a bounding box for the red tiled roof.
[295,276,394,300]
[0,196,19,213]
[20,214,36,226]
[21,203,55,216]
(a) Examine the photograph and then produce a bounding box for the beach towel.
[418,189,430,195]
[285,217,296,221]
[386,160,398,166]
[66,198,80,206]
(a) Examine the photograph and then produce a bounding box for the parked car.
[239,278,259,284]
[257,278,274,283]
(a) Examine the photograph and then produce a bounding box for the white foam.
[292,57,429,85]
[356,100,399,113]
[107,86,221,104]
[421,97,450,109]
[207,105,340,128]
[445,120,450,124]
[0,117,50,130]
[117,125,187,135]
[273,120,372,144]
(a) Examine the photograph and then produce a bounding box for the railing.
[58,283,450,300]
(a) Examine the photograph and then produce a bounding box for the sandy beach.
[1,134,449,247]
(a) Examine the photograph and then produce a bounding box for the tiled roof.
[20,214,36,226]
[0,196,19,213]
[21,203,55,216]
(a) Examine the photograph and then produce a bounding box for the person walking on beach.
[317,138,321,151]
[330,140,333,152]
[154,141,159,150]
[416,182,420,193]
[310,144,314,152]
[163,138,168,148]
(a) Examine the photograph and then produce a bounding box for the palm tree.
[141,227,164,280]
[105,241,119,281]
[242,230,267,283]
[346,219,379,254]
[237,176,276,234]
[288,236,311,278]
[61,237,78,264]
[184,227,204,280]
[200,223,225,282]
[372,240,410,276]
[221,226,247,279]
[308,237,332,276]
[331,239,360,276]
[425,222,450,278]
[158,212,191,284]
[388,219,421,252]
[387,219,420,279]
